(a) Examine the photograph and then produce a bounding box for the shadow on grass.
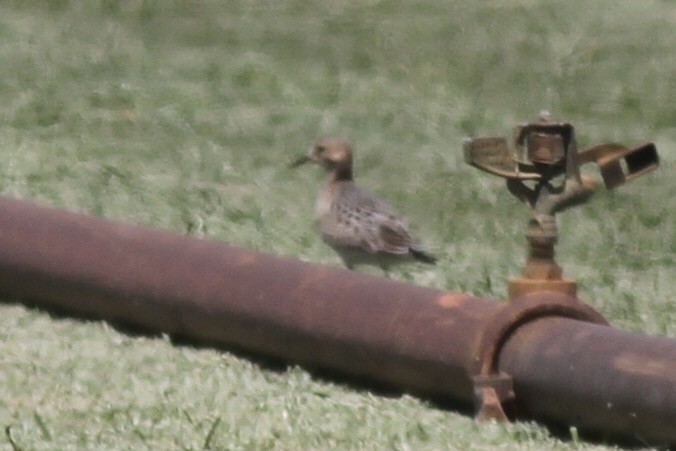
[3,296,669,450]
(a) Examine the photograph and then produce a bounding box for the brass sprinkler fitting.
[463,112,659,300]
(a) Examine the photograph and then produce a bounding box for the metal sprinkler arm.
[464,113,659,299]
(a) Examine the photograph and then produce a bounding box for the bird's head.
[291,136,354,174]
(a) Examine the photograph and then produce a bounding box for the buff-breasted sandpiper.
[292,136,436,273]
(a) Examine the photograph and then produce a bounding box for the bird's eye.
[315,145,326,153]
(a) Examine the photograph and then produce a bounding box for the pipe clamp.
[470,292,607,421]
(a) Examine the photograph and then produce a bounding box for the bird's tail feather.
[410,248,437,264]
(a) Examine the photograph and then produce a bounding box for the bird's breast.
[315,182,336,220]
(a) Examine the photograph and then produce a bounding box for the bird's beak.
[290,154,311,168]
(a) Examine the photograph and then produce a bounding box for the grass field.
[0,0,674,449]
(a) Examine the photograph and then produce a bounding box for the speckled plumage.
[292,136,436,272]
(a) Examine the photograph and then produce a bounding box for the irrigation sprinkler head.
[463,112,659,300]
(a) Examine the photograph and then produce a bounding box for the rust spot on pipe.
[237,253,258,266]
[436,293,470,309]
[613,353,676,382]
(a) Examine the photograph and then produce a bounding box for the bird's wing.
[321,183,414,255]
[377,221,414,254]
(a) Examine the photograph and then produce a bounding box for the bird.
[291,136,437,274]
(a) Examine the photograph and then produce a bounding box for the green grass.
[0,0,674,449]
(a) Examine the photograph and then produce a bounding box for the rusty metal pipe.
[0,195,496,401]
[0,195,674,444]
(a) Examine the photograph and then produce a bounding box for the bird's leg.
[341,257,355,271]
